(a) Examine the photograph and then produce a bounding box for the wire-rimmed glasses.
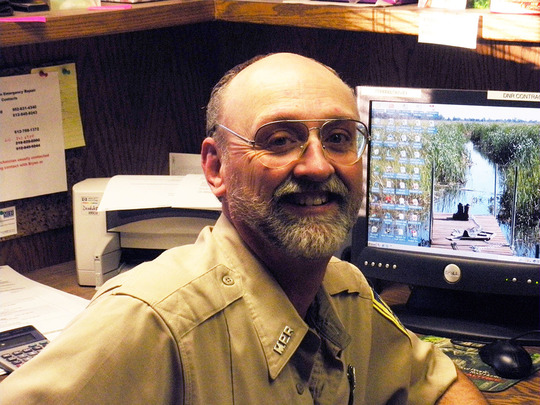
[212,119,369,169]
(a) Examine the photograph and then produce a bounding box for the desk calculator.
[0,325,49,373]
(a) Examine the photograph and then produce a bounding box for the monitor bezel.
[351,86,540,297]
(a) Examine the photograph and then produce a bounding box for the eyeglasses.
[213,119,369,169]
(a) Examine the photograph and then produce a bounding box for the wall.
[1,20,539,273]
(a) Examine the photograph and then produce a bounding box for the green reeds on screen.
[470,123,540,229]
[427,123,469,186]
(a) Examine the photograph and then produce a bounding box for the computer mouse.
[479,339,533,379]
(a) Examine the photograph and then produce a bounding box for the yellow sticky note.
[31,63,86,149]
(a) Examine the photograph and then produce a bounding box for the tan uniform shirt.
[1,215,456,404]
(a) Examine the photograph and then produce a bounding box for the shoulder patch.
[371,289,409,337]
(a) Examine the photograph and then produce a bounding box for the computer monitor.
[351,86,540,345]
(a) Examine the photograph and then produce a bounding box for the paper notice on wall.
[0,206,17,238]
[0,72,67,202]
[31,63,86,150]
[418,10,479,49]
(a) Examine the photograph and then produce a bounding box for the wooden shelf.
[480,11,540,42]
[216,1,422,35]
[0,0,215,48]
[215,1,540,43]
[1,0,539,47]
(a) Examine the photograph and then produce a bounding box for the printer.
[72,178,220,287]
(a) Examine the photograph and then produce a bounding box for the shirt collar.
[208,215,357,380]
[306,288,352,352]
[323,257,373,298]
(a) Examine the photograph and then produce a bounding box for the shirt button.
[296,383,305,395]
[222,275,235,286]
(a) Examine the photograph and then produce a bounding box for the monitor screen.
[352,87,540,342]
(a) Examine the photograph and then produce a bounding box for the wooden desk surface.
[3,263,539,403]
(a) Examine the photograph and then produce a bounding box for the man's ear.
[201,137,226,198]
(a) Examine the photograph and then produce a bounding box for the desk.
[2,263,538,403]
[379,283,540,405]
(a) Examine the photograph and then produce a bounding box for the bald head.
[206,53,358,141]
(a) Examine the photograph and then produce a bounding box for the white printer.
[72,178,219,287]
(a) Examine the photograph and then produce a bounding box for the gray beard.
[227,174,361,260]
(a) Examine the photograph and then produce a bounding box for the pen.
[347,364,356,405]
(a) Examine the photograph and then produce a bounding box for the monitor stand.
[391,287,540,346]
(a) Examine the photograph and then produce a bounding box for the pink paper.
[0,16,47,23]
[88,5,132,10]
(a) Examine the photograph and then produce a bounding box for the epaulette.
[371,289,409,337]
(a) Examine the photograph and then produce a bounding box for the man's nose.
[292,131,335,181]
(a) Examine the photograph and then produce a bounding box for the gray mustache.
[273,174,349,200]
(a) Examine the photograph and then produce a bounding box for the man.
[0,53,487,404]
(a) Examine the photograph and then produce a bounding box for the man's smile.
[283,191,331,207]
[278,192,346,215]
